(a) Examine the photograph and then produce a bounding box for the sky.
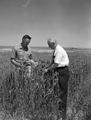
[0,0,91,48]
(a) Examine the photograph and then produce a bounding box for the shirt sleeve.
[12,45,18,58]
[54,51,62,64]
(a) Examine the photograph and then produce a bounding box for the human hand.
[24,60,31,65]
[44,68,48,73]
[34,62,38,67]
[20,64,25,69]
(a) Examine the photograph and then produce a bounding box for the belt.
[60,66,68,68]
[54,66,68,71]
[57,66,68,69]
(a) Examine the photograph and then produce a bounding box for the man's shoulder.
[28,45,32,52]
[58,45,66,51]
[14,44,21,50]
[56,45,63,51]
[55,45,67,55]
[28,45,31,49]
[57,44,62,49]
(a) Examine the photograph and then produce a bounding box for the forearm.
[46,59,54,69]
[29,59,36,64]
[11,58,23,67]
[24,59,38,67]
[46,62,53,69]
[47,63,58,71]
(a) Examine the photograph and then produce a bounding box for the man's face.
[48,42,55,49]
[23,38,31,46]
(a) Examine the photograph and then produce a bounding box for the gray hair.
[47,38,57,45]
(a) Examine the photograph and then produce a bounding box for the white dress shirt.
[54,45,69,67]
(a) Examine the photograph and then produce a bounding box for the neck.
[54,43,57,49]
[21,43,28,51]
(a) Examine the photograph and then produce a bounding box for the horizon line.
[0,45,91,49]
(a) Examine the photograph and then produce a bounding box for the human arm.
[11,58,25,67]
[44,51,59,72]
[25,59,38,67]
[45,62,58,72]
[11,47,25,67]
[44,49,62,72]
[23,52,38,67]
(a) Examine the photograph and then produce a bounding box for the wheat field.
[0,48,91,120]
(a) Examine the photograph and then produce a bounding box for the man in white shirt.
[45,39,69,119]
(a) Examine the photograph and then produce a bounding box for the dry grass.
[0,50,90,120]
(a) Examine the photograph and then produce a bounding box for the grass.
[0,50,91,120]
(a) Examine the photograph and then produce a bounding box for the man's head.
[22,35,32,46]
[47,38,57,49]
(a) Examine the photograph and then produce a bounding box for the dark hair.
[22,35,32,40]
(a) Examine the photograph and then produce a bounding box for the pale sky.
[0,0,91,48]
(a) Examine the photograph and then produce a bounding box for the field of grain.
[0,49,91,120]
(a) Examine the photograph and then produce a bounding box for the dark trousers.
[54,66,69,112]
